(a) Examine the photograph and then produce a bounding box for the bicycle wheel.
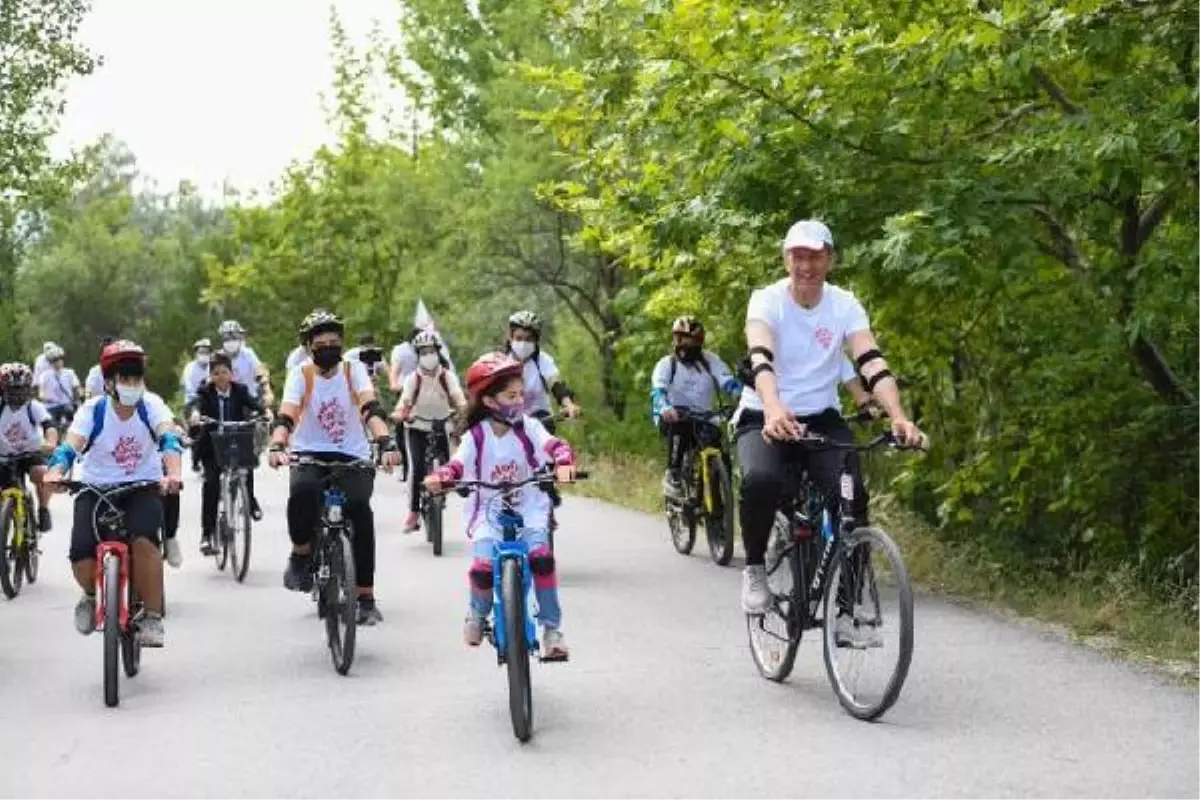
[0,498,20,599]
[704,456,736,566]
[122,584,141,678]
[215,500,230,572]
[323,529,358,675]
[747,513,803,681]
[102,553,121,707]
[230,478,252,583]
[501,558,533,742]
[23,503,39,584]
[822,526,914,722]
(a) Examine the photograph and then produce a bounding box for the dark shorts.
[68,487,163,563]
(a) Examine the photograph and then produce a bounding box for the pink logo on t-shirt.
[316,398,347,444]
[3,422,28,449]
[112,435,144,475]
[814,326,834,349]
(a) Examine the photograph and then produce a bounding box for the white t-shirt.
[283,360,373,459]
[840,357,857,384]
[738,279,870,417]
[650,351,734,412]
[390,343,418,380]
[70,393,174,484]
[519,351,560,415]
[0,401,51,456]
[228,347,263,397]
[38,368,81,407]
[448,417,559,541]
[285,346,309,372]
[84,365,105,397]
[180,360,209,401]
[400,368,465,432]
[32,354,52,385]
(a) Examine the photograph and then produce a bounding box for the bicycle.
[288,455,376,676]
[447,468,587,742]
[0,456,41,599]
[746,418,919,721]
[199,416,262,582]
[409,415,452,556]
[58,479,165,708]
[663,407,737,566]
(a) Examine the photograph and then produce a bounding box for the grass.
[566,445,1200,680]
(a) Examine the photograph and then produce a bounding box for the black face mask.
[675,345,702,362]
[312,345,343,370]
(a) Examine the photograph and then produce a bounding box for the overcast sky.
[52,0,401,199]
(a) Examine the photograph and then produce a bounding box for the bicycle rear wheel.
[214,507,230,572]
[427,457,444,556]
[230,478,252,583]
[23,504,39,584]
[0,498,21,599]
[323,528,358,675]
[822,526,914,722]
[122,584,142,678]
[501,558,533,742]
[704,456,736,566]
[747,513,804,681]
[102,554,121,707]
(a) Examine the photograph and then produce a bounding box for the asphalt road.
[1,466,1196,798]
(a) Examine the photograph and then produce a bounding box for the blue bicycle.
[451,467,587,742]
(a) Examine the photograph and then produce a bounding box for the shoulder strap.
[83,398,107,454]
[513,423,539,471]
[412,372,424,404]
[533,352,550,395]
[136,399,159,443]
[26,404,35,427]
[470,423,485,479]
[668,356,678,386]
[438,372,450,397]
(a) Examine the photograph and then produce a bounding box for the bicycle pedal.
[539,652,569,664]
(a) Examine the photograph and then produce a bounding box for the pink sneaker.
[403,512,420,533]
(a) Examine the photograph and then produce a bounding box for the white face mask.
[510,341,535,361]
[196,353,211,365]
[116,384,144,406]
[223,339,242,355]
[419,353,439,371]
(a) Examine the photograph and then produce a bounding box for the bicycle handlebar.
[195,416,268,428]
[287,455,377,471]
[53,479,163,498]
[440,469,590,495]
[794,430,925,452]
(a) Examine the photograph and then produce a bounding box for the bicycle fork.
[491,548,537,665]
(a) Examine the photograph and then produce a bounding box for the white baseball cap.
[782,219,834,252]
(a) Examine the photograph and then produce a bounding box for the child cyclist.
[424,353,577,658]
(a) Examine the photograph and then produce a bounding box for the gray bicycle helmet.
[299,309,344,342]
[508,310,542,336]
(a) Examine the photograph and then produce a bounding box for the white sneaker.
[136,611,165,647]
[741,565,771,614]
[833,613,883,649]
[74,593,97,635]
[164,538,183,568]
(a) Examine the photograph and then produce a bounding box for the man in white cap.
[733,219,926,645]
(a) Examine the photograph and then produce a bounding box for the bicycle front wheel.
[230,478,252,583]
[822,526,914,722]
[704,456,736,567]
[102,553,122,707]
[0,497,21,599]
[323,529,358,675]
[502,558,533,742]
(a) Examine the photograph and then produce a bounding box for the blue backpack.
[82,397,158,454]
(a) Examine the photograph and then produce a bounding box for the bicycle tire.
[216,503,230,572]
[502,558,533,742]
[822,526,914,722]
[23,503,38,584]
[704,456,736,566]
[747,514,803,681]
[230,478,252,583]
[324,529,358,675]
[103,553,121,707]
[0,498,19,599]
[122,584,141,678]
[428,457,444,556]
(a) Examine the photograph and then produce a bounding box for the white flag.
[414,298,436,332]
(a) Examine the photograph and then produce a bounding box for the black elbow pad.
[551,382,575,404]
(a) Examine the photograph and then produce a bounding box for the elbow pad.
[159,431,184,454]
[360,400,387,424]
[551,381,575,404]
[48,443,77,471]
[650,388,669,416]
[272,414,295,435]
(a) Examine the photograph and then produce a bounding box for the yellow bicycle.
[664,408,737,566]
[0,456,41,599]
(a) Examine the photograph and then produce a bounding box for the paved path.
[1,467,1195,797]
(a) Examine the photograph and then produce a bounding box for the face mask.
[510,341,535,361]
[490,399,524,425]
[223,339,242,355]
[311,345,342,370]
[196,353,211,366]
[675,345,702,362]
[116,384,144,406]
[419,353,439,371]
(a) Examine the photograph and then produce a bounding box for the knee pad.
[529,550,556,577]
[468,559,493,591]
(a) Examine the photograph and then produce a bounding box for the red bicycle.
[61,479,163,707]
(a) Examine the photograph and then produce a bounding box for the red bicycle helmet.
[465,352,523,396]
[100,340,147,378]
